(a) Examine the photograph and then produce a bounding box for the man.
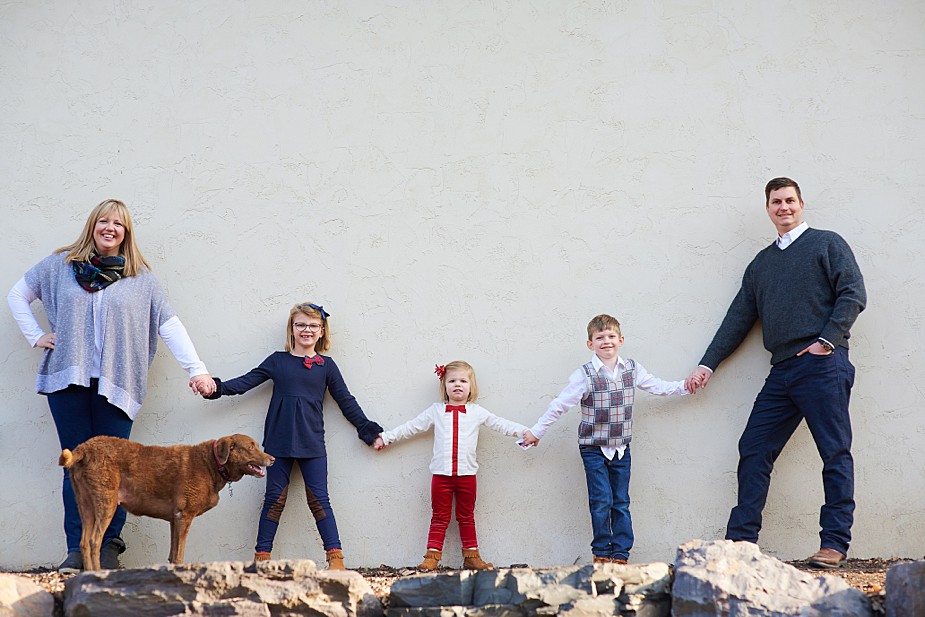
[686,177,866,568]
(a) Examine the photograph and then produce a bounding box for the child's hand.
[373,435,386,451]
[685,368,710,393]
[190,374,216,397]
[522,430,540,447]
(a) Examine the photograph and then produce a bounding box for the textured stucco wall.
[1,1,923,571]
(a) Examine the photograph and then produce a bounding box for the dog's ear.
[215,437,232,465]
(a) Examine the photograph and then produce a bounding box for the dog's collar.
[212,440,231,482]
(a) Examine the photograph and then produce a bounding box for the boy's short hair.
[587,314,622,339]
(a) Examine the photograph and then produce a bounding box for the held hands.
[521,430,540,448]
[35,332,56,350]
[189,374,217,397]
[684,367,712,394]
[373,435,386,451]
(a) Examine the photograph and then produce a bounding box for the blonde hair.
[55,199,151,277]
[285,302,331,353]
[587,314,622,340]
[439,360,479,403]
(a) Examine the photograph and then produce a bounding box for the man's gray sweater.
[699,228,866,369]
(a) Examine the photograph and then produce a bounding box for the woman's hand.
[35,333,56,350]
[190,374,216,396]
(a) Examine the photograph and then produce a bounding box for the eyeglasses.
[293,322,324,332]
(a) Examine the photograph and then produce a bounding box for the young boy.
[522,314,697,564]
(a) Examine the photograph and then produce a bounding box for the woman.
[7,199,216,573]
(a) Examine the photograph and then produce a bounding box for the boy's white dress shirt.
[529,354,689,461]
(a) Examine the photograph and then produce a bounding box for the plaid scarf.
[73,254,125,292]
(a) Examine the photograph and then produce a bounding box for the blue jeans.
[726,348,856,554]
[255,456,341,553]
[47,380,134,553]
[579,444,633,560]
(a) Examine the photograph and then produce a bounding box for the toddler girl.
[376,360,527,570]
[206,302,383,570]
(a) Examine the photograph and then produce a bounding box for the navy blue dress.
[212,352,382,458]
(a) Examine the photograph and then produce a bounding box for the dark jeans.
[256,456,340,553]
[47,380,133,553]
[579,444,633,560]
[726,348,856,554]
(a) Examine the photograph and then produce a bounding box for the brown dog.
[59,434,274,570]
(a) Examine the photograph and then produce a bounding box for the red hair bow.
[434,364,446,379]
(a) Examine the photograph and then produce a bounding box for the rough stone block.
[672,539,871,617]
[389,571,477,608]
[885,560,925,617]
[63,559,382,617]
[0,573,55,617]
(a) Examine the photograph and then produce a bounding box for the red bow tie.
[445,405,466,414]
[304,355,325,369]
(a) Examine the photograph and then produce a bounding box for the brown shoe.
[326,549,346,570]
[418,549,442,571]
[611,558,628,565]
[254,551,271,562]
[592,555,611,565]
[462,548,493,570]
[808,548,846,569]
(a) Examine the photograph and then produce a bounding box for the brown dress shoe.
[808,547,846,569]
[592,555,611,565]
[611,558,628,565]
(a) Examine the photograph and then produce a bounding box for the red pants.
[427,474,478,550]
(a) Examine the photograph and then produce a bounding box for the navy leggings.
[255,456,341,553]
[47,380,133,553]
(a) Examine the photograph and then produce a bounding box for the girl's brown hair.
[285,302,331,353]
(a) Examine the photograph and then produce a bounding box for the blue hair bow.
[308,303,330,320]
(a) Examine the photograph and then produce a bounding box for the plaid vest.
[578,360,637,447]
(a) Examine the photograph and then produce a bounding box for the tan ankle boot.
[326,549,345,570]
[254,551,271,562]
[462,548,493,570]
[417,549,442,570]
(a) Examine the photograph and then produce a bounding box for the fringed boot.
[326,548,346,570]
[462,548,493,570]
[417,549,442,571]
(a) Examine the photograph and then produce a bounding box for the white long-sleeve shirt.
[382,402,528,476]
[8,277,208,378]
[530,354,689,460]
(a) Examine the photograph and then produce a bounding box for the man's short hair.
[765,177,802,205]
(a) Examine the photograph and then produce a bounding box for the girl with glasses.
[203,301,383,570]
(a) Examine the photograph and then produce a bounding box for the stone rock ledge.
[672,539,872,617]
[388,562,671,617]
[4,542,920,616]
[63,559,382,617]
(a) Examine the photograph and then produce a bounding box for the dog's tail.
[59,449,77,468]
